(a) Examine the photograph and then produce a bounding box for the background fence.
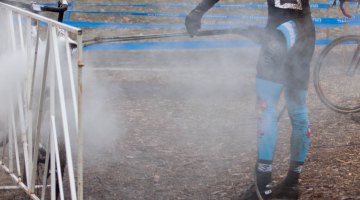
[36,0,360,51]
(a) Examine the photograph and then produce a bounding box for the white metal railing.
[0,2,83,200]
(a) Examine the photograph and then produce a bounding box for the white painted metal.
[65,32,79,127]
[0,185,48,190]
[10,100,21,176]
[17,14,25,50]
[51,116,65,200]
[50,26,77,200]
[8,10,16,50]
[0,2,84,200]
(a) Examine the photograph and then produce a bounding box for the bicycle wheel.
[314,35,360,113]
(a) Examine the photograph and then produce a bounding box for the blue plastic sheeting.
[79,2,357,8]
[67,10,269,20]
[64,21,256,29]
[84,40,256,51]
[64,16,360,29]
[64,0,75,21]
[79,3,267,8]
[64,10,360,26]
[36,2,332,9]
[66,10,360,25]
[84,39,332,51]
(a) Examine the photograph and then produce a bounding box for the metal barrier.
[33,1,359,51]
[36,1,360,29]
[0,2,84,200]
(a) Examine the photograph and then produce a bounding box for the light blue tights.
[256,78,310,163]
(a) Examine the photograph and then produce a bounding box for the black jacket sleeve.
[195,0,220,13]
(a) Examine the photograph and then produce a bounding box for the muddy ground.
[1,0,360,199]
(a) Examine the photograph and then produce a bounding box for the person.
[185,0,350,199]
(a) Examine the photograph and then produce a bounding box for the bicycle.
[313,35,360,113]
[312,0,360,114]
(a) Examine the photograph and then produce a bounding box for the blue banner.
[66,10,360,24]
[64,15,360,29]
[35,2,333,9]
[84,39,332,51]
[67,10,268,20]
[64,21,255,29]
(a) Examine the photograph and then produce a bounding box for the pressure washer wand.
[83,26,263,46]
[84,32,189,45]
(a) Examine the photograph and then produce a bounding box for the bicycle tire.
[314,35,360,113]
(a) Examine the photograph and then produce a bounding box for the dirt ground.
[1,0,360,199]
[80,48,360,200]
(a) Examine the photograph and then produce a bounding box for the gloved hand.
[339,0,351,18]
[185,8,205,37]
[333,0,359,18]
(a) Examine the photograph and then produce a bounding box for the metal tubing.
[25,16,32,64]
[17,83,30,184]
[0,186,24,190]
[65,32,78,127]
[40,136,51,200]
[83,27,261,46]
[76,33,84,200]
[8,111,14,173]
[8,10,16,51]
[29,22,40,108]
[10,104,21,176]
[27,112,33,176]
[30,28,51,193]
[0,185,49,190]
[17,14,25,50]
[1,164,41,200]
[50,39,56,200]
[51,27,77,200]
[27,23,40,172]
[50,119,56,200]
[0,2,81,33]
[51,116,65,200]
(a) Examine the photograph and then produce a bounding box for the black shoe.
[255,171,273,200]
[272,180,300,200]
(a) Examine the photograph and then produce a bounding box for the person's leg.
[286,87,310,179]
[250,17,288,198]
[255,78,283,197]
[238,78,283,200]
[272,12,314,199]
[272,87,310,199]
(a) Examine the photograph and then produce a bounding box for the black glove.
[185,0,219,36]
[185,8,205,37]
